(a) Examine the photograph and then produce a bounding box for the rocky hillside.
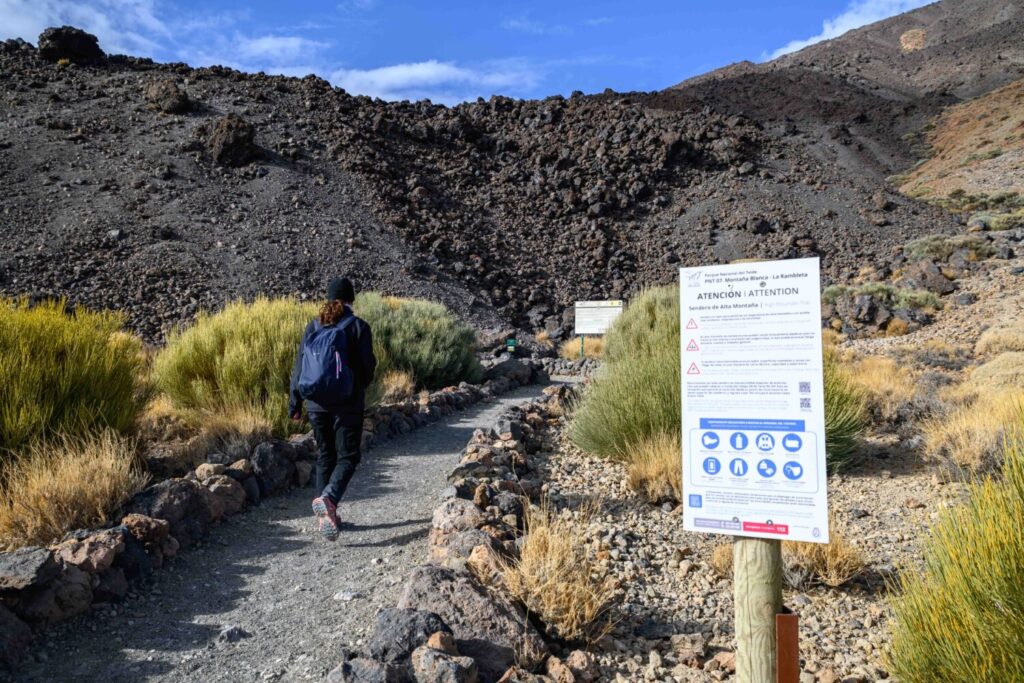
[4,1,1015,341]
[659,0,1024,182]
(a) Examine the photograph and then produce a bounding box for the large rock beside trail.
[397,566,548,682]
[0,547,59,590]
[482,359,532,385]
[411,645,479,683]
[205,114,259,166]
[10,565,92,625]
[126,478,215,548]
[37,26,104,63]
[897,258,956,294]
[144,79,190,114]
[368,608,453,670]
[251,441,296,495]
[53,529,124,574]
[432,498,486,534]
[0,604,32,670]
[203,474,247,517]
[326,656,402,683]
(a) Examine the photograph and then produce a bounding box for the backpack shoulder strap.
[335,315,357,333]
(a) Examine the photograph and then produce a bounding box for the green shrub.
[888,428,1024,683]
[0,299,144,454]
[822,283,941,311]
[153,295,481,435]
[355,293,482,389]
[569,287,680,459]
[904,234,995,262]
[570,286,867,471]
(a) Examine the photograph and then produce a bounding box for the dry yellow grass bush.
[534,330,554,350]
[500,500,616,642]
[849,356,917,423]
[379,370,417,403]
[922,387,1023,470]
[624,432,682,503]
[968,352,1024,389]
[559,336,604,360]
[783,522,866,587]
[899,29,926,52]
[0,432,149,549]
[976,322,1024,356]
[710,544,733,578]
[821,328,844,349]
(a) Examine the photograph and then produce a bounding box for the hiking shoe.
[312,497,339,541]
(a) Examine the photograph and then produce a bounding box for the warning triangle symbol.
[686,339,699,352]
[686,318,698,329]
[687,362,701,375]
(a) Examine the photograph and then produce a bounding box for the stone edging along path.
[323,382,603,683]
[0,358,550,672]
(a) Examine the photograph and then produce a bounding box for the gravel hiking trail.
[11,385,549,683]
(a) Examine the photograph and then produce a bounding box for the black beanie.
[327,277,355,302]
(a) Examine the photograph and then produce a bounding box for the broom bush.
[0,299,144,455]
[888,428,1024,682]
[570,285,867,472]
[153,295,480,434]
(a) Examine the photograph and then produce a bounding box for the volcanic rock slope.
[2,2,1012,341]
[659,0,1024,182]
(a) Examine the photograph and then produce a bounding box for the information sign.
[573,300,623,335]
[679,258,829,544]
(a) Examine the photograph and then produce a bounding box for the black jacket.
[289,307,377,420]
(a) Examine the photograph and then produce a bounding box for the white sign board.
[679,258,829,544]
[574,300,623,335]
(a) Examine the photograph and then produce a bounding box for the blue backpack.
[297,317,357,406]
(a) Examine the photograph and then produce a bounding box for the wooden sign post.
[734,538,783,683]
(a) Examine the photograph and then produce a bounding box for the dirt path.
[12,385,548,683]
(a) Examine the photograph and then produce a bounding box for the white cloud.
[769,0,932,59]
[329,59,541,104]
[0,0,168,55]
[236,35,329,64]
[501,16,569,36]
[584,17,612,27]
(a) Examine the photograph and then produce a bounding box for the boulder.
[368,607,452,669]
[93,567,128,603]
[251,441,296,495]
[206,114,259,167]
[563,651,598,682]
[433,498,486,534]
[37,26,104,63]
[0,547,59,590]
[397,566,548,681]
[294,460,313,487]
[426,631,459,655]
[53,529,124,574]
[495,667,551,683]
[429,529,498,565]
[326,656,403,683]
[411,645,479,683]
[288,432,317,459]
[483,359,532,385]
[144,79,190,114]
[544,657,574,683]
[204,474,246,516]
[897,259,955,295]
[466,544,504,586]
[241,476,261,505]
[121,513,170,546]
[0,604,32,670]
[195,463,225,480]
[112,529,154,579]
[12,565,92,625]
[125,478,215,548]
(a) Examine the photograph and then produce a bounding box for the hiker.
[289,277,377,541]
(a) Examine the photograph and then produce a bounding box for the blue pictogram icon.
[729,432,749,450]
[688,494,703,508]
[701,432,720,449]
[757,459,776,478]
[729,458,748,476]
[755,433,775,451]
[783,461,804,480]
[782,434,803,452]
[703,457,721,475]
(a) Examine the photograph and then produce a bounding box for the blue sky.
[0,0,932,104]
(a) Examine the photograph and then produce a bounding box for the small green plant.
[888,426,1024,682]
[823,347,868,472]
[822,283,942,311]
[904,234,996,262]
[0,299,144,455]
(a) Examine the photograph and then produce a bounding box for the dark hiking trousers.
[308,412,363,505]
